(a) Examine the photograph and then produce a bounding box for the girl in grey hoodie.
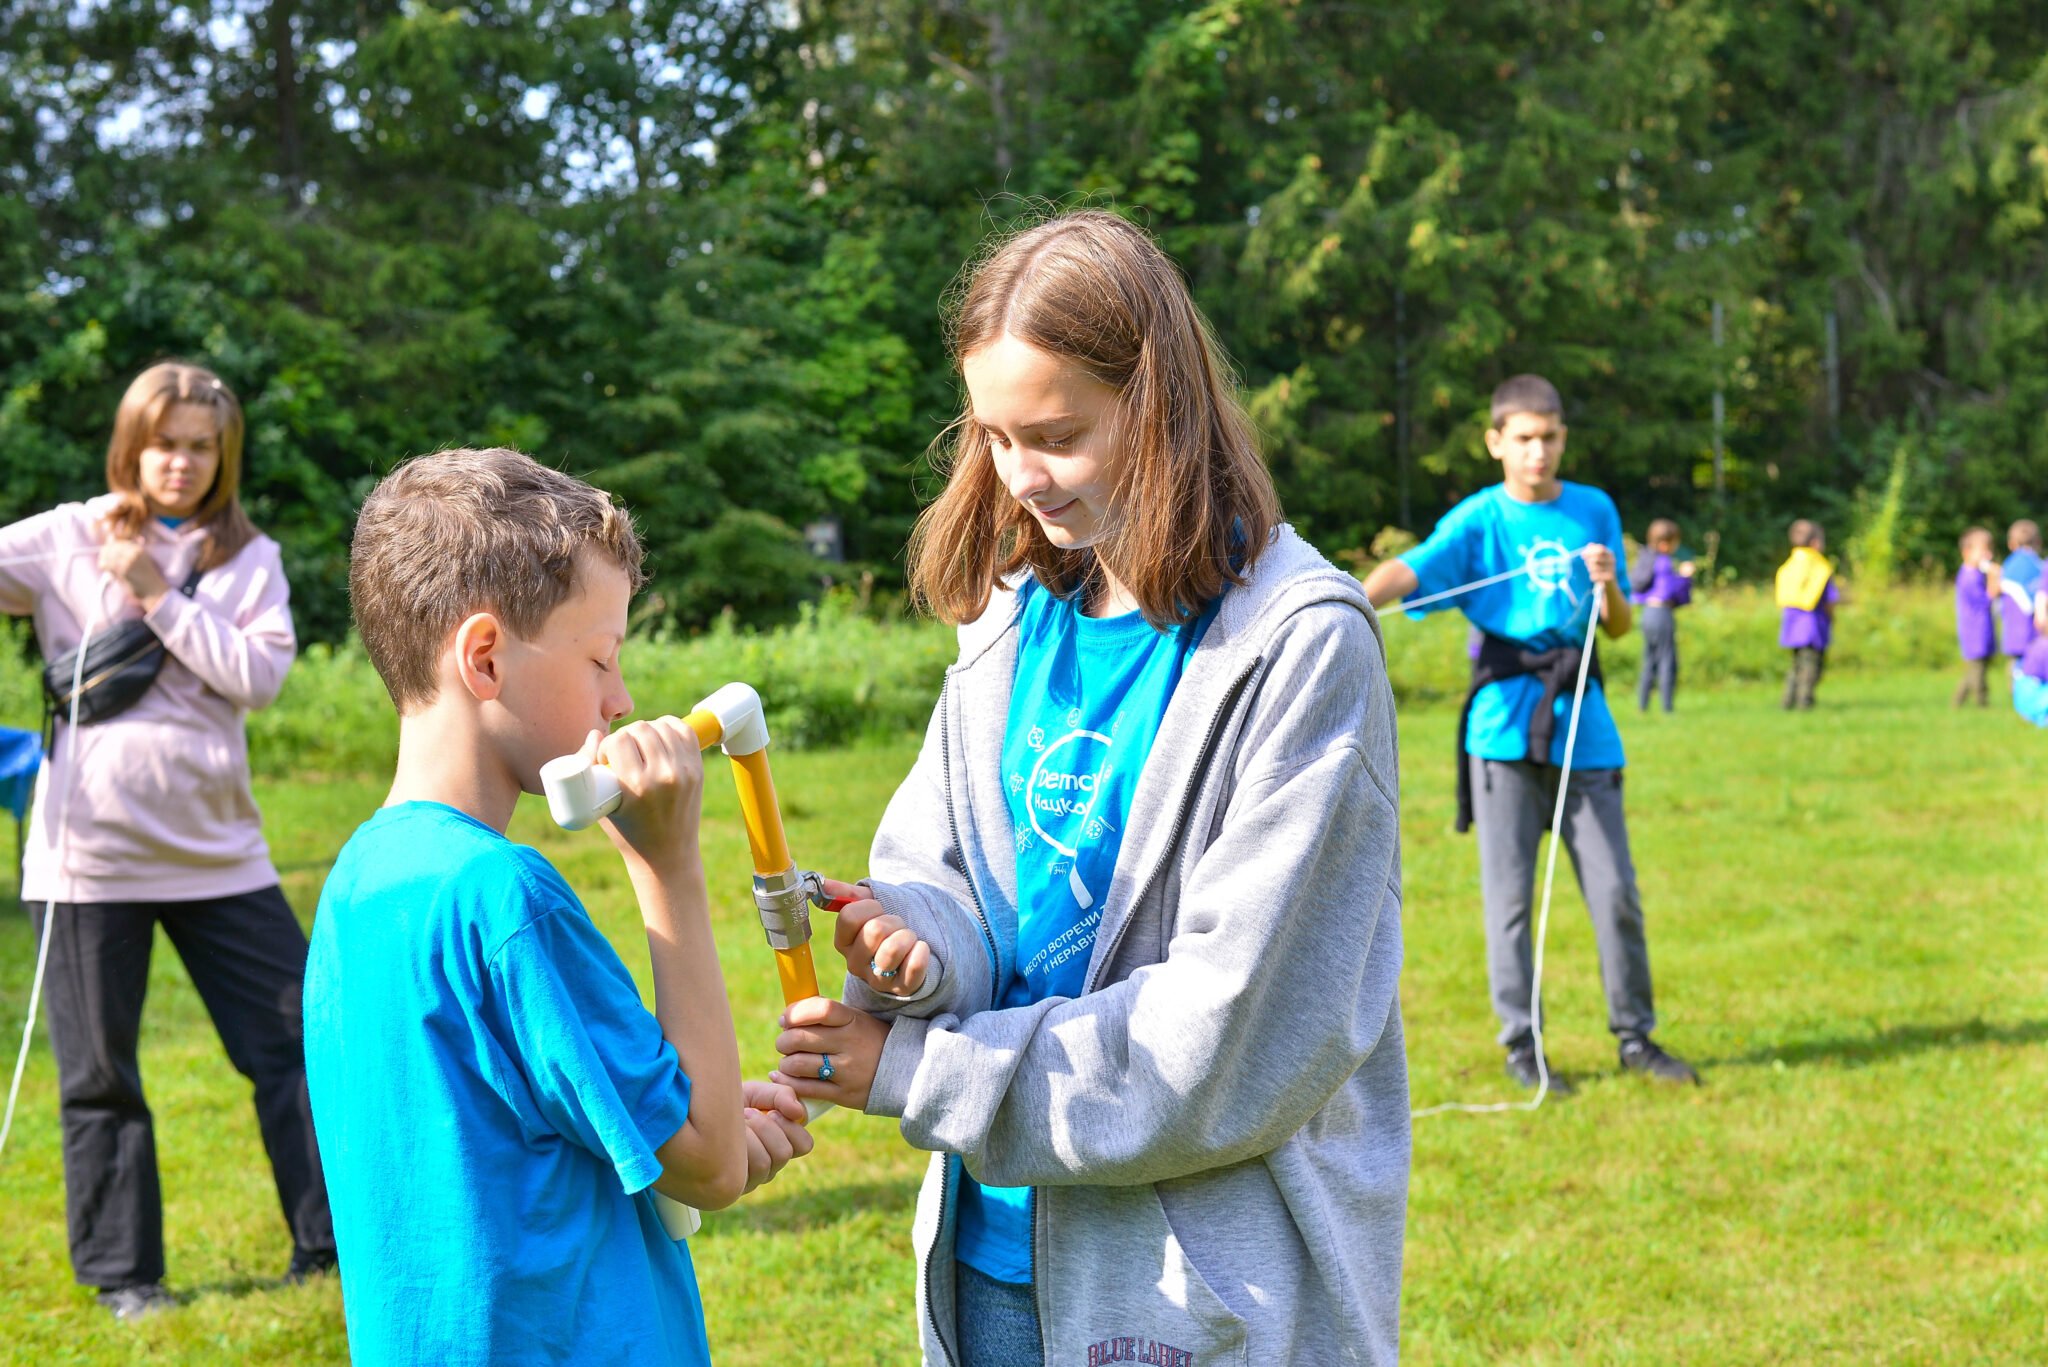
[773,211,1409,1367]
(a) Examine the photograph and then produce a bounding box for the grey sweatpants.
[1469,756,1657,1047]
[1636,604,1678,712]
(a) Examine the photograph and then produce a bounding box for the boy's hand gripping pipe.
[539,682,853,1240]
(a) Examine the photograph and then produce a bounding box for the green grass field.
[1,667,2043,1364]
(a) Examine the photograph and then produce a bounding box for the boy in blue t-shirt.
[303,448,813,1367]
[1364,375,1700,1092]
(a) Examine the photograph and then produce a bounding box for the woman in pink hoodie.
[0,362,332,1320]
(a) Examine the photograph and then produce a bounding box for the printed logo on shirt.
[1017,725,1116,909]
[1019,904,1101,982]
[1520,536,1580,604]
[1086,1336,1195,1366]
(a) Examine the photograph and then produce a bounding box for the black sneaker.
[1619,1035,1702,1085]
[96,1282,175,1322]
[283,1247,338,1285]
[1504,1043,1574,1096]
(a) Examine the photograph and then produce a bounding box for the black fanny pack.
[41,567,204,727]
[1454,631,1604,834]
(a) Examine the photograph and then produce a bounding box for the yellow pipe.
[727,749,793,873]
[682,706,819,1006]
[682,708,724,752]
[774,944,820,1002]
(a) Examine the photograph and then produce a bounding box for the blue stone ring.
[817,1056,836,1082]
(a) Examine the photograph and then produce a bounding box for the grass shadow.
[1706,1017,2048,1071]
[701,1177,918,1238]
[172,1273,289,1302]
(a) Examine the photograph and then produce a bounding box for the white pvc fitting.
[694,681,770,756]
[653,1192,701,1240]
[540,752,624,831]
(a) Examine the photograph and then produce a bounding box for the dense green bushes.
[229,595,960,780]
[0,584,1968,782]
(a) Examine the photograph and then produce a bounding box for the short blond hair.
[349,448,645,710]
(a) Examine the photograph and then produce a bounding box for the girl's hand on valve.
[821,877,934,997]
[772,997,888,1113]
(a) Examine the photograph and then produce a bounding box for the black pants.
[30,886,333,1289]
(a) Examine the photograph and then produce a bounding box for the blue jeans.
[956,1260,1043,1367]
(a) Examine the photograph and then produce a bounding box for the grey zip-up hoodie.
[848,526,1408,1367]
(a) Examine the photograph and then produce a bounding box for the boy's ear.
[452,611,508,702]
[1483,426,1505,460]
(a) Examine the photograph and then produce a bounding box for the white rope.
[1392,551,1584,614]
[0,546,103,573]
[0,590,102,1159]
[1376,549,1609,1119]
[1410,600,1600,1119]
[0,530,176,1157]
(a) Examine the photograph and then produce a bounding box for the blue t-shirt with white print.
[1399,481,1627,770]
[953,578,1215,1284]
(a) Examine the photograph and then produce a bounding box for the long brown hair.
[907,210,1280,627]
[103,361,259,570]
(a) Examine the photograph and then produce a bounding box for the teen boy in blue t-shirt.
[303,449,813,1367]
[1364,375,1700,1092]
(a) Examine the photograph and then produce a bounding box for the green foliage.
[2,1,2046,639]
[1842,441,1922,588]
[662,509,828,633]
[617,594,958,750]
[21,595,955,781]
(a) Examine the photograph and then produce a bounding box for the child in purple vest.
[1628,518,1694,712]
[1776,520,1839,710]
[1953,526,2000,706]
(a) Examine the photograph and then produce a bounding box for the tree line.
[4,1,2045,643]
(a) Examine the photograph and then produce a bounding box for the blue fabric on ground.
[0,727,40,823]
[2015,670,2048,727]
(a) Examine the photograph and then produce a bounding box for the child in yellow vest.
[1776,520,1839,709]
